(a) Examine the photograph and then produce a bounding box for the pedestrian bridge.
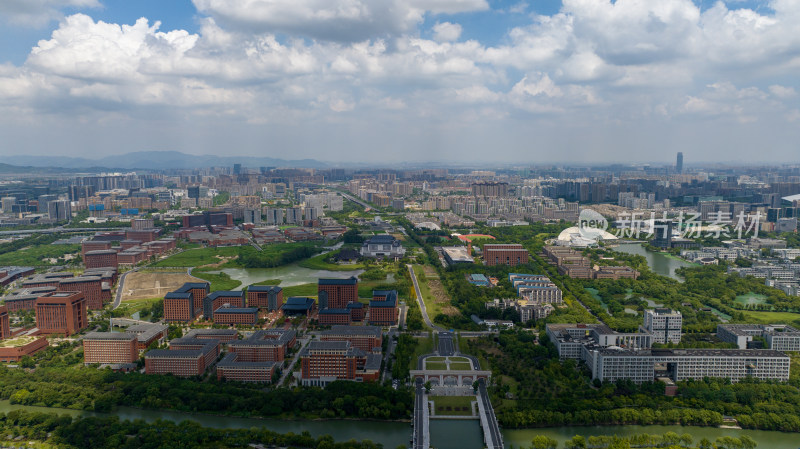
[409,369,491,387]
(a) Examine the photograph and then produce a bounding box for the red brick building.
[203,291,245,318]
[483,244,530,267]
[318,308,351,326]
[228,329,295,362]
[126,323,169,350]
[83,332,138,364]
[22,272,75,289]
[35,291,88,336]
[84,249,118,269]
[81,240,111,259]
[0,336,49,362]
[126,228,160,243]
[213,306,258,326]
[216,353,276,383]
[57,276,104,310]
[174,283,210,317]
[145,339,219,377]
[347,302,365,322]
[169,338,220,367]
[320,325,382,352]
[0,306,10,340]
[246,285,283,311]
[318,277,358,309]
[163,292,194,323]
[369,290,399,326]
[300,340,381,387]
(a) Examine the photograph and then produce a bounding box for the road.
[382,328,397,382]
[111,268,137,310]
[278,337,309,386]
[337,190,372,210]
[412,377,430,449]
[406,264,444,332]
[477,379,503,449]
[438,332,454,356]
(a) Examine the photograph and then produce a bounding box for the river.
[3,401,798,448]
[203,263,365,290]
[612,243,694,281]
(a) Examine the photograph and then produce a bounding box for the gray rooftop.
[84,332,136,341]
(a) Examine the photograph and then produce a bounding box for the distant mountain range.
[2,151,328,171]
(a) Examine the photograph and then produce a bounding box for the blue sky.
[0,0,798,164]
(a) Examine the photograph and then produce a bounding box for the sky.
[0,0,799,165]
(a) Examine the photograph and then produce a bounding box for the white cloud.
[192,0,487,42]
[432,22,462,42]
[0,0,100,27]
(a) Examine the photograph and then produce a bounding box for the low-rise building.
[360,235,406,260]
[0,306,10,339]
[228,329,296,362]
[483,244,529,266]
[0,336,49,362]
[212,306,258,326]
[320,325,382,352]
[281,296,315,316]
[184,328,239,344]
[718,324,800,351]
[125,323,168,350]
[319,308,351,326]
[216,353,276,383]
[300,340,381,387]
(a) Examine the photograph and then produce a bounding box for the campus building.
[483,244,530,266]
[641,309,683,344]
[81,240,111,259]
[717,324,800,351]
[203,291,245,319]
[0,306,10,339]
[35,291,88,336]
[174,283,210,317]
[318,277,358,309]
[281,297,315,316]
[57,277,105,310]
[83,332,138,365]
[0,336,49,362]
[84,249,118,269]
[320,325,382,352]
[216,353,276,383]
[299,340,381,387]
[212,306,259,326]
[145,346,215,377]
[184,328,239,344]
[228,329,296,362]
[360,235,406,260]
[125,323,168,350]
[318,308,352,326]
[369,290,398,326]
[163,292,195,323]
[246,285,283,311]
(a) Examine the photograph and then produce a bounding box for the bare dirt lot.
[121,272,202,301]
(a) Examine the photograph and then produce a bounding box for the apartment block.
[0,306,10,340]
[125,323,169,350]
[184,328,239,344]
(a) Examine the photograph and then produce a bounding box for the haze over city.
[1,0,799,164]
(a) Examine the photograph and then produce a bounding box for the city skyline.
[1,0,799,163]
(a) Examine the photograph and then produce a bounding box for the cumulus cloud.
[432,22,462,42]
[191,0,487,42]
[0,0,100,27]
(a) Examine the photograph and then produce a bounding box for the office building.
[84,249,118,269]
[246,285,283,311]
[228,329,296,362]
[47,200,72,221]
[676,152,683,174]
[369,290,398,326]
[203,291,245,318]
[651,220,674,249]
[642,309,682,344]
[483,244,530,266]
[35,291,88,336]
[320,325,382,352]
[718,324,800,351]
[318,277,358,309]
[300,340,381,387]
[83,332,138,365]
[216,353,276,383]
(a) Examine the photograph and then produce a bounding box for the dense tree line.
[468,330,800,432]
[0,366,412,420]
[237,244,322,268]
[0,410,387,449]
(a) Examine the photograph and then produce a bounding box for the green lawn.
[740,310,800,325]
[449,362,473,371]
[115,297,162,318]
[412,264,444,318]
[430,396,474,416]
[282,283,318,298]
[190,271,242,292]
[410,334,434,371]
[0,243,80,267]
[250,279,281,287]
[297,252,366,271]
[426,361,448,370]
[152,247,242,267]
[426,356,446,362]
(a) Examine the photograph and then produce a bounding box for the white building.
[642,309,682,344]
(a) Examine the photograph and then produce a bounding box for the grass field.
[152,247,241,267]
[426,361,448,370]
[190,270,242,292]
[250,279,282,287]
[116,297,161,318]
[426,356,445,362]
[0,243,80,267]
[282,283,318,298]
[430,396,474,416]
[449,362,473,371]
[120,271,200,301]
[298,253,366,271]
[410,333,434,371]
[740,310,800,325]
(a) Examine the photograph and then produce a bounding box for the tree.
[565,435,586,449]
[530,435,558,449]
[424,381,432,394]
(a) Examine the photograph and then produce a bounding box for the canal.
[3,401,799,448]
[612,243,694,281]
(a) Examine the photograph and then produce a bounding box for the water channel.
[612,243,695,281]
[203,263,365,290]
[3,401,799,448]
